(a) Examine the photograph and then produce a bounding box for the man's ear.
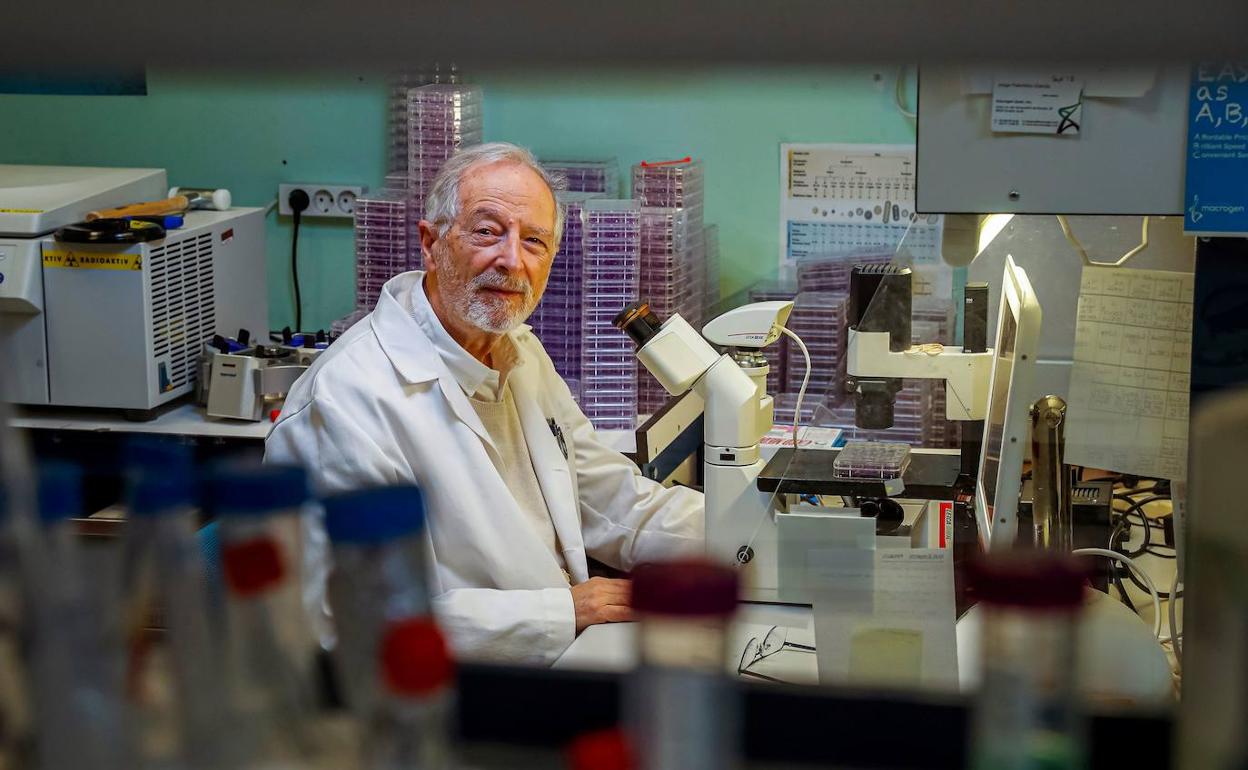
[418,219,439,272]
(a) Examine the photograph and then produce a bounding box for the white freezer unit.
[0,209,269,412]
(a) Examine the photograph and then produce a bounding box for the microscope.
[615,300,794,596]
[617,265,996,602]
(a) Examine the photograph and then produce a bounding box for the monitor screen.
[981,309,1018,529]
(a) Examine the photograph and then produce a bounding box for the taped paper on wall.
[779,143,948,302]
[1065,266,1195,480]
[991,73,1085,135]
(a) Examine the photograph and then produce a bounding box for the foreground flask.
[30,462,128,770]
[324,484,454,770]
[120,438,230,769]
[627,558,740,770]
[968,553,1087,770]
[207,462,323,768]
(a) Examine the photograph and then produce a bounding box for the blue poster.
[1185,62,1248,237]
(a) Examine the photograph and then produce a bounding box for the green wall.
[1,66,915,331]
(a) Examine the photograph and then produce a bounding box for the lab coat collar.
[409,274,519,399]
[371,271,532,457]
[371,271,531,388]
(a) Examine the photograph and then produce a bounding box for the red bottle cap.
[631,558,738,617]
[269,409,281,422]
[566,728,636,770]
[380,617,454,696]
[221,537,286,597]
[968,552,1088,610]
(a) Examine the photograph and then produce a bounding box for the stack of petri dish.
[529,193,602,383]
[542,160,619,196]
[352,189,411,312]
[579,199,641,431]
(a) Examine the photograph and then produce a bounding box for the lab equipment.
[205,337,322,421]
[1028,395,1072,550]
[0,165,268,415]
[167,186,233,211]
[917,65,1189,215]
[845,264,995,426]
[627,559,740,770]
[967,553,1087,770]
[974,256,1042,549]
[120,439,230,769]
[208,463,322,767]
[843,256,1040,549]
[324,485,454,770]
[30,462,128,770]
[616,299,793,599]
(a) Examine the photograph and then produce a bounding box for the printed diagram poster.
[779,143,948,302]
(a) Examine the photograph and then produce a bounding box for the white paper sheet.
[1065,266,1195,480]
[811,549,958,691]
[778,143,949,302]
[991,72,1084,135]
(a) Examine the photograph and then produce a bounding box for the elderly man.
[266,142,704,664]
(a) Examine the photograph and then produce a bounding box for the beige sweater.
[469,383,568,579]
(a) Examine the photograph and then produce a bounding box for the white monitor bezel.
[975,254,1042,550]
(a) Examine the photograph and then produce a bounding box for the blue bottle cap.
[323,485,425,544]
[203,462,310,516]
[38,462,83,524]
[125,437,196,516]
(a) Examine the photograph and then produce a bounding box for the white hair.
[424,142,566,251]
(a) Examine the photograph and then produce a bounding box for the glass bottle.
[627,558,740,770]
[29,462,128,770]
[968,553,1087,770]
[207,462,322,768]
[120,438,229,769]
[324,484,453,770]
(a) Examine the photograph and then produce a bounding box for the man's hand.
[571,577,632,633]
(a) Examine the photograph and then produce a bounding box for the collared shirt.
[409,274,521,403]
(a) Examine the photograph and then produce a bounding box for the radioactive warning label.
[43,250,142,270]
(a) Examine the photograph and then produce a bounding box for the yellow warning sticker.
[42,250,143,271]
[0,208,44,214]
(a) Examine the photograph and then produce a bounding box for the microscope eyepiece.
[614,302,665,348]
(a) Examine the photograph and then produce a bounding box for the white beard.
[434,251,538,334]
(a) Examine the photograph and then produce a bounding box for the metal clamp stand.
[1029,395,1072,551]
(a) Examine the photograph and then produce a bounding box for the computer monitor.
[975,255,1042,550]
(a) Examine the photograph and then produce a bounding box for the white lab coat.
[265,272,704,665]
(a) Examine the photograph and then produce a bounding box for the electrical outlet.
[278,183,367,219]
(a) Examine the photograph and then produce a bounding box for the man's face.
[422,161,557,335]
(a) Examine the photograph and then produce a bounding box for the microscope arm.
[845,329,994,421]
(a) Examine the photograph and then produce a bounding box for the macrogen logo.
[1190,193,1246,222]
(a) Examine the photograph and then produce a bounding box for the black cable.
[1111,495,1169,559]
[292,212,303,332]
[287,189,310,333]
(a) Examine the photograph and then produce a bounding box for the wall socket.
[278,183,367,219]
